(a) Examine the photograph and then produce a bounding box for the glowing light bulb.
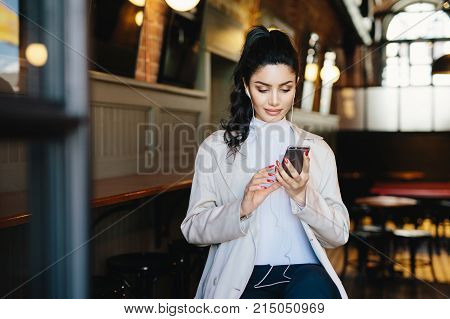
[320,65,340,84]
[304,63,318,82]
[128,0,146,7]
[25,43,48,67]
[165,0,200,12]
[135,11,144,26]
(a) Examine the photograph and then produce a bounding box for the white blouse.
[245,116,319,286]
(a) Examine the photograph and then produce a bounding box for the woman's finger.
[276,160,295,184]
[249,172,280,188]
[252,176,276,184]
[259,165,276,173]
[274,167,290,188]
[253,165,276,179]
[282,158,301,179]
[276,175,289,189]
[248,185,266,191]
[302,151,310,174]
[264,181,281,192]
[249,181,281,194]
[253,171,275,179]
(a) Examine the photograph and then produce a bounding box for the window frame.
[0,0,90,298]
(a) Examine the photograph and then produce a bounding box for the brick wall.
[135,0,168,83]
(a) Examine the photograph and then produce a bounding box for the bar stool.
[341,225,394,280]
[91,275,133,298]
[430,200,450,254]
[169,239,209,298]
[392,229,437,282]
[106,252,174,298]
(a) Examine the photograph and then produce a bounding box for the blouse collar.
[249,115,291,131]
[247,115,292,146]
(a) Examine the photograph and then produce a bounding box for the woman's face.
[246,64,297,122]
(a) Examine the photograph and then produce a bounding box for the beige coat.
[180,122,350,299]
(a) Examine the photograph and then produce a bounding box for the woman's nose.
[268,90,280,106]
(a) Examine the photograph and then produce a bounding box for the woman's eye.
[281,89,291,93]
[258,90,269,93]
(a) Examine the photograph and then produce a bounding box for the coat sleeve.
[291,142,350,249]
[180,139,252,246]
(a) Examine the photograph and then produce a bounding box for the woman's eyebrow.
[254,80,293,86]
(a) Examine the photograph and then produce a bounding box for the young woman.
[181,26,349,299]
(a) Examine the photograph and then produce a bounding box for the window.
[382,2,450,87]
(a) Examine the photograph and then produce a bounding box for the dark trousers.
[240,264,341,299]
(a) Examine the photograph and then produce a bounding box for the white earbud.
[243,83,255,120]
[290,90,296,122]
[243,78,251,99]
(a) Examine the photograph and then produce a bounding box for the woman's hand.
[275,151,310,206]
[240,165,281,218]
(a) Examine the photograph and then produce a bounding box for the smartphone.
[281,146,310,178]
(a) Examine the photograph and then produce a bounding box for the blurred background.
[0,0,449,298]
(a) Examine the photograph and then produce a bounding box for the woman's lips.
[264,108,282,116]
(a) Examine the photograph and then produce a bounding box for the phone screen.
[281,146,310,178]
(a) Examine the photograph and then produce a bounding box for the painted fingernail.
[267,179,274,183]
[305,150,309,156]
[261,186,267,189]
[284,157,288,164]
[276,160,280,166]
[268,164,275,168]
[268,173,274,176]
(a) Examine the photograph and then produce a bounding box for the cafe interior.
[0,0,449,299]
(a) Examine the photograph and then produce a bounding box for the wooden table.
[384,171,426,181]
[92,173,193,208]
[352,196,419,278]
[370,182,450,253]
[371,182,450,199]
[354,195,418,229]
[0,173,193,229]
[355,195,418,208]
